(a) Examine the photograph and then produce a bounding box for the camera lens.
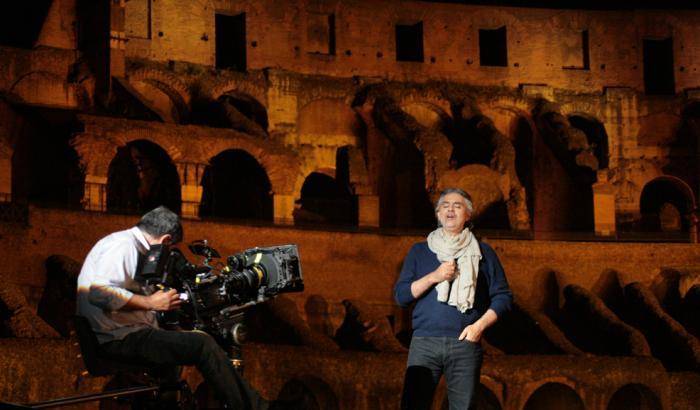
[226,266,267,293]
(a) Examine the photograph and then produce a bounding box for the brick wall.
[3,207,698,313]
[123,0,700,94]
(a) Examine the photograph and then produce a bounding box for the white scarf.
[427,227,482,313]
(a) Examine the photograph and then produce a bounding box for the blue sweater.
[394,241,513,338]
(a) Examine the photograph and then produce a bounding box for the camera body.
[137,240,304,345]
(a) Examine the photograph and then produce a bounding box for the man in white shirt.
[77,206,268,409]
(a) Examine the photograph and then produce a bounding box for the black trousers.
[401,336,483,410]
[101,327,267,409]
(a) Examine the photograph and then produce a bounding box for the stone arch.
[202,137,302,196]
[217,91,269,132]
[8,105,84,208]
[129,68,191,105]
[558,101,605,122]
[106,139,182,214]
[512,113,537,225]
[522,380,585,410]
[400,101,452,131]
[199,148,273,220]
[397,92,452,119]
[567,113,610,169]
[193,89,270,137]
[639,175,696,232]
[664,101,700,196]
[606,383,662,410]
[209,79,268,108]
[532,101,597,233]
[9,71,81,108]
[276,376,339,410]
[109,129,184,163]
[475,374,505,410]
[368,95,444,228]
[295,170,356,226]
[478,97,534,138]
[128,69,191,123]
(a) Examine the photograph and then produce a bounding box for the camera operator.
[76,206,269,409]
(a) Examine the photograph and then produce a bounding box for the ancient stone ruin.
[0,0,699,409]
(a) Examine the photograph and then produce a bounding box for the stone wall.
[3,206,698,316]
[121,0,700,94]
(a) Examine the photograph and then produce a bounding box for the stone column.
[358,194,379,227]
[109,0,127,79]
[176,162,205,219]
[593,170,616,236]
[0,156,11,203]
[266,71,299,136]
[83,175,107,212]
[274,194,295,225]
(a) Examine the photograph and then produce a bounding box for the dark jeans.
[401,336,483,410]
[101,327,267,410]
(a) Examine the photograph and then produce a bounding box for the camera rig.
[137,240,304,366]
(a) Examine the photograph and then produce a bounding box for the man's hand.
[410,261,458,299]
[431,261,456,283]
[458,309,499,343]
[458,322,483,343]
[148,289,182,311]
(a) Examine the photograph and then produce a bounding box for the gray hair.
[137,206,183,244]
[434,188,474,214]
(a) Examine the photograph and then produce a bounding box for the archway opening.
[10,106,84,208]
[607,384,662,410]
[106,139,181,214]
[664,102,700,198]
[200,149,272,221]
[219,92,268,131]
[0,1,52,48]
[568,115,609,169]
[523,382,585,410]
[379,140,434,229]
[532,114,594,233]
[335,146,359,225]
[474,200,511,230]
[296,171,355,226]
[449,114,496,169]
[513,116,535,225]
[639,177,694,232]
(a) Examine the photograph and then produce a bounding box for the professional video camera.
[137,240,304,354]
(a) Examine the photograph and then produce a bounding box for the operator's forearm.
[122,294,154,311]
[473,308,498,331]
[410,272,438,298]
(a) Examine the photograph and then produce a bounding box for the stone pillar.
[274,194,295,225]
[176,162,205,219]
[109,0,127,79]
[358,194,379,227]
[266,71,299,138]
[83,175,107,212]
[593,170,616,236]
[0,156,11,203]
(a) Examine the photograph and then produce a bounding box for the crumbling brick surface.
[562,284,651,357]
[334,299,407,353]
[37,255,81,337]
[624,282,700,371]
[0,273,59,339]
